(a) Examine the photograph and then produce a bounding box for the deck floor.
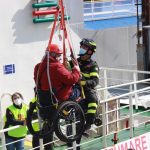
[23,107,150,150]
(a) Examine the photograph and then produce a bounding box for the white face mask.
[14,98,22,106]
[56,55,62,62]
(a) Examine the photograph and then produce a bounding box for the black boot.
[84,113,95,131]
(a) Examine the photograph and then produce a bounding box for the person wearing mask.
[4,92,28,150]
[67,38,99,150]
[33,43,81,150]
[34,43,81,103]
[78,38,99,130]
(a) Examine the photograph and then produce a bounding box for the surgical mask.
[79,48,87,55]
[14,98,22,106]
[56,55,62,62]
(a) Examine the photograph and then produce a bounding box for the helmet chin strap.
[80,53,92,61]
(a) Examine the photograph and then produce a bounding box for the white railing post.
[0,93,8,150]
[116,98,120,131]
[102,69,107,148]
[112,0,114,18]
[91,0,94,20]
[133,72,139,111]
[132,0,135,15]
[129,84,134,138]
[72,112,77,150]
[37,110,44,150]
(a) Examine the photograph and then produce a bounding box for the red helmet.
[47,44,63,54]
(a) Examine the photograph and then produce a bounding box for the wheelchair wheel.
[26,103,53,138]
[54,101,85,143]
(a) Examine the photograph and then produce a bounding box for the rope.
[36,0,84,103]
[46,52,58,104]
[63,0,77,59]
[48,7,59,47]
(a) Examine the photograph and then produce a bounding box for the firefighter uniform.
[78,57,99,125]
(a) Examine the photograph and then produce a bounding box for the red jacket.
[34,57,80,101]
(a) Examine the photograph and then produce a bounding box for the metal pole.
[133,72,138,111]
[37,110,44,150]
[129,85,134,138]
[102,69,107,148]
[142,0,150,77]
[91,0,94,21]
[111,0,114,18]
[72,112,77,150]
[136,0,140,45]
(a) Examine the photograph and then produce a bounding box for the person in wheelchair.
[34,43,81,103]
[33,44,81,149]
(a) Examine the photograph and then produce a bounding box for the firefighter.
[67,38,99,150]
[78,38,99,130]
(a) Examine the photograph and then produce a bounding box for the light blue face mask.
[79,48,87,55]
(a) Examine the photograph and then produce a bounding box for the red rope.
[48,7,59,47]
[47,0,75,62]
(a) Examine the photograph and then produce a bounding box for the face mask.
[79,48,87,55]
[56,55,62,62]
[14,98,22,106]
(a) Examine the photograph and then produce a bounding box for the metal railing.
[1,67,150,149]
[83,0,141,21]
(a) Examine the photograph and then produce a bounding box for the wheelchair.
[26,90,102,143]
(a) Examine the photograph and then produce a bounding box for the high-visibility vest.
[31,97,36,103]
[6,104,28,138]
[30,97,39,131]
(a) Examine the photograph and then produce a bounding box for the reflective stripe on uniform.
[87,109,97,114]
[81,72,99,78]
[81,72,90,78]
[90,72,99,78]
[88,103,97,108]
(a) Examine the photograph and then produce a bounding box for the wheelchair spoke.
[54,101,85,143]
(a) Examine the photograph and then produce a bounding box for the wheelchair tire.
[54,101,85,143]
[26,103,53,138]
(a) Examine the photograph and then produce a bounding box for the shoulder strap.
[37,63,47,89]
